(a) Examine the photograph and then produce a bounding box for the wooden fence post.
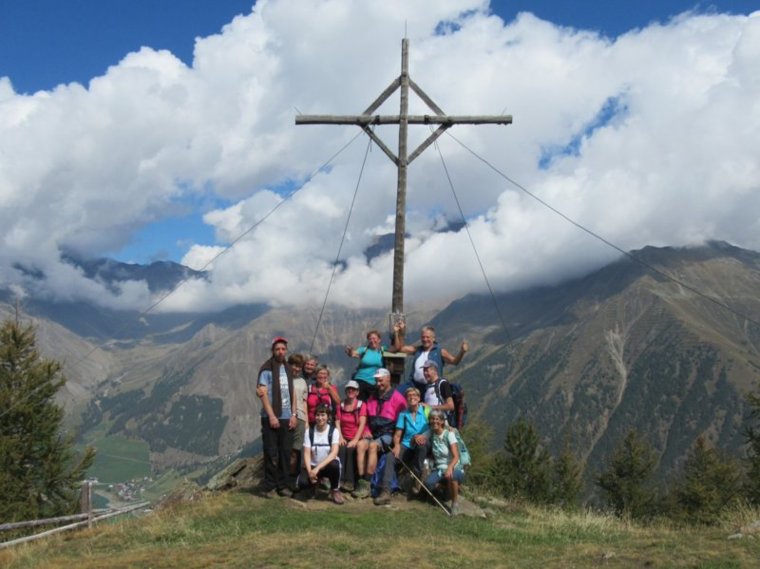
[79,481,92,528]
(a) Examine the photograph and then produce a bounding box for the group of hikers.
[256,322,471,514]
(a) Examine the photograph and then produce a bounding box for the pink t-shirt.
[306,384,338,425]
[337,400,369,440]
[365,390,407,422]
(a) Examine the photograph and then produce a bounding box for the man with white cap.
[364,367,407,504]
[257,336,297,497]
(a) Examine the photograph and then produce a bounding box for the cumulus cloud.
[0,0,758,313]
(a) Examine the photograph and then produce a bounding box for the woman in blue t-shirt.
[345,329,387,401]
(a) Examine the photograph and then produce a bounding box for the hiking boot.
[373,488,391,506]
[352,479,371,499]
[259,488,278,499]
[410,479,422,496]
[331,489,345,505]
[277,487,293,498]
[341,481,354,493]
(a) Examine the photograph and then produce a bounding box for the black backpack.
[308,424,336,453]
[433,378,468,430]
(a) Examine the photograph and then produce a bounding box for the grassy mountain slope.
[2,492,759,568]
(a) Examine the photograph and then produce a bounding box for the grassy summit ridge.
[2,492,759,568]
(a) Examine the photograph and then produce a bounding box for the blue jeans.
[425,468,465,487]
[372,434,394,490]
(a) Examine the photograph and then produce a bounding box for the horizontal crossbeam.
[295,114,512,126]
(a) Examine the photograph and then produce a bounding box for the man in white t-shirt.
[421,360,455,418]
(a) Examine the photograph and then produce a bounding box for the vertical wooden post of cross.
[295,37,511,359]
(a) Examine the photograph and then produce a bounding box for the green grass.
[2,492,759,568]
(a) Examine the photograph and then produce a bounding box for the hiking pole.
[398,458,451,517]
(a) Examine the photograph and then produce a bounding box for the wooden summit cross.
[296,38,511,317]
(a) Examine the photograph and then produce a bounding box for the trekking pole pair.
[397,458,451,517]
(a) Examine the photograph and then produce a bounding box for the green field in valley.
[80,422,152,484]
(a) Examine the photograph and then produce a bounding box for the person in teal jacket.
[345,329,387,401]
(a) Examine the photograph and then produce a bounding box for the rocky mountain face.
[436,241,760,490]
[4,243,759,490]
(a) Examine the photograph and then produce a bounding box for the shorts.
[370,433,393,451]
[425,468,465,487]
[292,418,306,451]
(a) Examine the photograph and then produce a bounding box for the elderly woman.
[303,354,319,383]
[345,329,387,401]
[391,386,430,495]
[306,365,341,426]
[426,409,465,515]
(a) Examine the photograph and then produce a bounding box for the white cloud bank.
[0,0,759,312]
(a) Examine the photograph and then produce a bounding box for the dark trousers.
[398,442,428,476]
[357,380,376,402]
[261,417,294,491]
[296,459,342,490]
[339,445,357,486]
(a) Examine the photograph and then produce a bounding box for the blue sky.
[1,0,758,311]
[2,1,752,95]
[0,0,751,263]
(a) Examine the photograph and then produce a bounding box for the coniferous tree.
[501,418,552,503]
[744,390,760,505]
[670,436,743,525]
[550,446,582,508]
[596,430,656,518]
[461,418,500,489]
[0,319,95,522]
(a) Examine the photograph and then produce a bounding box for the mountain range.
[3,241,759,493]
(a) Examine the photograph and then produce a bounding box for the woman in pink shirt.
[337,380,370,492]
[306,366,341,426]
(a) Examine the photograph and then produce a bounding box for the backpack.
[309,384,337,418]
[340,400,363,433]
[308,424,336,457]
[433,379,468,430]
[370,452,400,496]
[447,427,471,468]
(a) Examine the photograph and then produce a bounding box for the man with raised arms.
[392,323,469,393]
